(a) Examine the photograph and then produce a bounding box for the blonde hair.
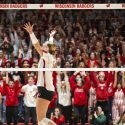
[47,44,56,55]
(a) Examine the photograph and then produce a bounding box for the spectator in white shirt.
[56,71,72,125]
[21,75,37,125]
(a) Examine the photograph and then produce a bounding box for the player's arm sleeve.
[30,32,43,56]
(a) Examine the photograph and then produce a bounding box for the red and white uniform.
[112,88,125,121]
[37,52,56,91]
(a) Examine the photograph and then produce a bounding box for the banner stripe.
[0,4,125,9]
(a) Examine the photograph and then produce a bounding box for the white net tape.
[0,68,124,71]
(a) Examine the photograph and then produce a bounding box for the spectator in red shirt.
[51,107,65,125]
[2,72,20,125]
[70,71,91,125]
[90,71,112,125]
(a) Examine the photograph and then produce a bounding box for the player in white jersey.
[23,23,56,125]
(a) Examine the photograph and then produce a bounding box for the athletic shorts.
[37,86,54,101]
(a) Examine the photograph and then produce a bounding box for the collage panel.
[0,10,124,68]
[0,70,123,125]
[0,1,124,125]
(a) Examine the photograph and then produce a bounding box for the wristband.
[30,32,38,44]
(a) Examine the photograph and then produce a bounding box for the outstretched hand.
[80,71,87,76]
[49,29,56,37]
[23,22,34,34]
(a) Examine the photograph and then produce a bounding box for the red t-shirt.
[90,71,112,101]
[2,80,20,106]
[70,75,91,106]
[52,115,65,125]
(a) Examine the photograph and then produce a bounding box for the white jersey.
[37,52,56,91]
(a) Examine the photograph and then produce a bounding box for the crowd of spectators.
[0,10,125,68]
[0,0,124,4]
[0,71,124,125]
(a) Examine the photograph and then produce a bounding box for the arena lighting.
[0,68,124,71]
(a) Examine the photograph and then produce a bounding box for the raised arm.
[2,72,9,95]
[106,71,112,86]
[64,71,70,91]
[13,75,20,92]
[23,23,43,56]
[89,71,98,86]
[5,72,9,84]
[113,72,117,88]
[56,71,61,93]
[80,71,91,93]
[122,71,125,88]
[69,71,79,92]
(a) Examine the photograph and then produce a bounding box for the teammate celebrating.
[23,23,56,125]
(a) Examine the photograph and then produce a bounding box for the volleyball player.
[23,22,56,125]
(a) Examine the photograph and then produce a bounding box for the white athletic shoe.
[39,118,56,125]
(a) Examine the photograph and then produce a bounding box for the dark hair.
[89,51,96,58]
[54,107,62,118]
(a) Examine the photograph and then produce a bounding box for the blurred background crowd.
[0,71,124,125]
[0,10,125,68]
[0,0,124,4]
